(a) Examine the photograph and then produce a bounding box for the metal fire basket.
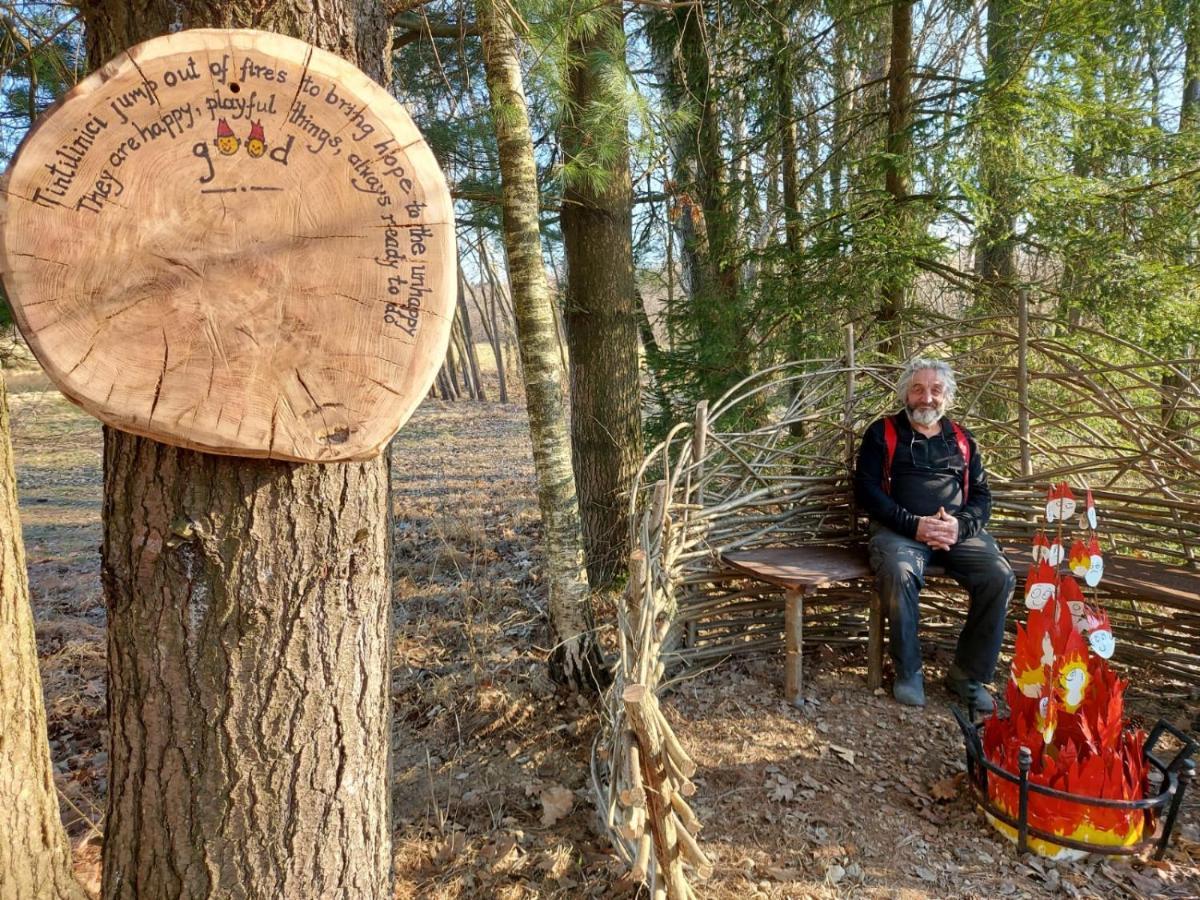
[953,707,1196,860]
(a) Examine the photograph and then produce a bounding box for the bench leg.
[868,587,884,690]
[784,589,803,706]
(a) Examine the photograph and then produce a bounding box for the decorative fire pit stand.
[955,709,1195,860]
[952,483,1197,860]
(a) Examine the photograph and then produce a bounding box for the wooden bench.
[724,543,1200,706]
[723,546,877,706]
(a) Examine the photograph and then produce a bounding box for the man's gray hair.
[896,357,957,406]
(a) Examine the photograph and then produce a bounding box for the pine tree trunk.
[475,0,605,691]
[679,8,751,394]
[881,0,913,333]
[85,4,395,898]
[653,7,751,398]
[0,372,87,900]
[1182,4,1200,131]
[777,17,801,265]
[561,5,643,590]
[975,0,1021,313]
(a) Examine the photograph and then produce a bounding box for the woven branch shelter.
[594,313,1200,897]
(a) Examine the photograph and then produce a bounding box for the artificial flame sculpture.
[981,483,1148,858]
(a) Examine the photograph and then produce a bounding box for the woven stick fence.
[593,313,1200,897]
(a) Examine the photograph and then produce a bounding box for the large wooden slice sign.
[0,29,455,462]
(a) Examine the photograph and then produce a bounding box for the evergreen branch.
[386,0,435,18]
[393,11,478,50]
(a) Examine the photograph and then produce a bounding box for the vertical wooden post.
[784,588,804,706]
[1017,288,1032,478]
[692,400,708,507]
[867,589,884,690]
[685,401,708,648]
[844,324,858,536]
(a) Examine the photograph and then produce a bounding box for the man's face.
[906,368,947,426]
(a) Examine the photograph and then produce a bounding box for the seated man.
[853,358,1015,708]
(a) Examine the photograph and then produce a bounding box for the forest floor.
[6,359,1200,900]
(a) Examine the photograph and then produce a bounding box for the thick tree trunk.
[0,372,87,900]
[881,0,913,333]
[86,4,395,898]
[101,434,392,900]
[561,5,643,590]
[475,0,605,690]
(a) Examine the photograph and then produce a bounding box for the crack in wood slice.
[0,28,455,461]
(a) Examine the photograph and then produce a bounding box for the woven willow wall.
[595,314,1200,897]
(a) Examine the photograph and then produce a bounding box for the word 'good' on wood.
[0,29,455,462]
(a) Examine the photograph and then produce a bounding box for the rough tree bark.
[475,0,606,690]
[561,4,643,590]
[0,371,87,900]
[975,0,1021,313]
[82,4,395,898]
[881,0,913,334]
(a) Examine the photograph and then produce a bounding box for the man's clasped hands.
[915,506,959,551]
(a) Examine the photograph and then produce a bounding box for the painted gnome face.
[1058,661,1088,711]
[1024,561,1057,610]
[216,117,239,155]
[1089,627,1115,659]
[1045,483,1076,522]
[247,120,266,158]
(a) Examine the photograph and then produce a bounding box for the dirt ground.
[6,361,1200,899]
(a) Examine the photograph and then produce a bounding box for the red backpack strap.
[950,420,971,503]
[882,416,899,495]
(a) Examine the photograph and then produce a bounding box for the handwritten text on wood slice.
[0,29,455,461]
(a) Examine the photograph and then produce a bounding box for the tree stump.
[0,29,454,461]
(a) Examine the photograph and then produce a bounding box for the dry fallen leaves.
[829,744,857,766]
[929,773,963,802]
[539,784,574,827]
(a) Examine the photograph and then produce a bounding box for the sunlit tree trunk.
[84,4,394,898]
[0,371,86,900]
[475,0,605,690]
[561,4,643,590]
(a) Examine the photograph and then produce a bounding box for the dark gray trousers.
[867,524,1015,682]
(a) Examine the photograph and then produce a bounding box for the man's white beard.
[907,404,943,427]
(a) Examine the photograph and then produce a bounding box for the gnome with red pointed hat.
[215,117,239,156]
[246,120,267,158]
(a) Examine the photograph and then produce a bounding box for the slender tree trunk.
[85,4,394,898]
[561,4,643,590]
[682,7,751,391]
[0,371,87,900]
[881,0,913,333]
[1164,13,1199,429]
[457,272,486,401]
[654,5,751,398]
[975,0,1021,313]
[475,0,605,691]
[1184,4,1200,131]
[777,16,802,265]
[829,22,852,228]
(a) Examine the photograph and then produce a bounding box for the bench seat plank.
[722,546,872,592]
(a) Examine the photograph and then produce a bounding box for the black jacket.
[853,412,992,541]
